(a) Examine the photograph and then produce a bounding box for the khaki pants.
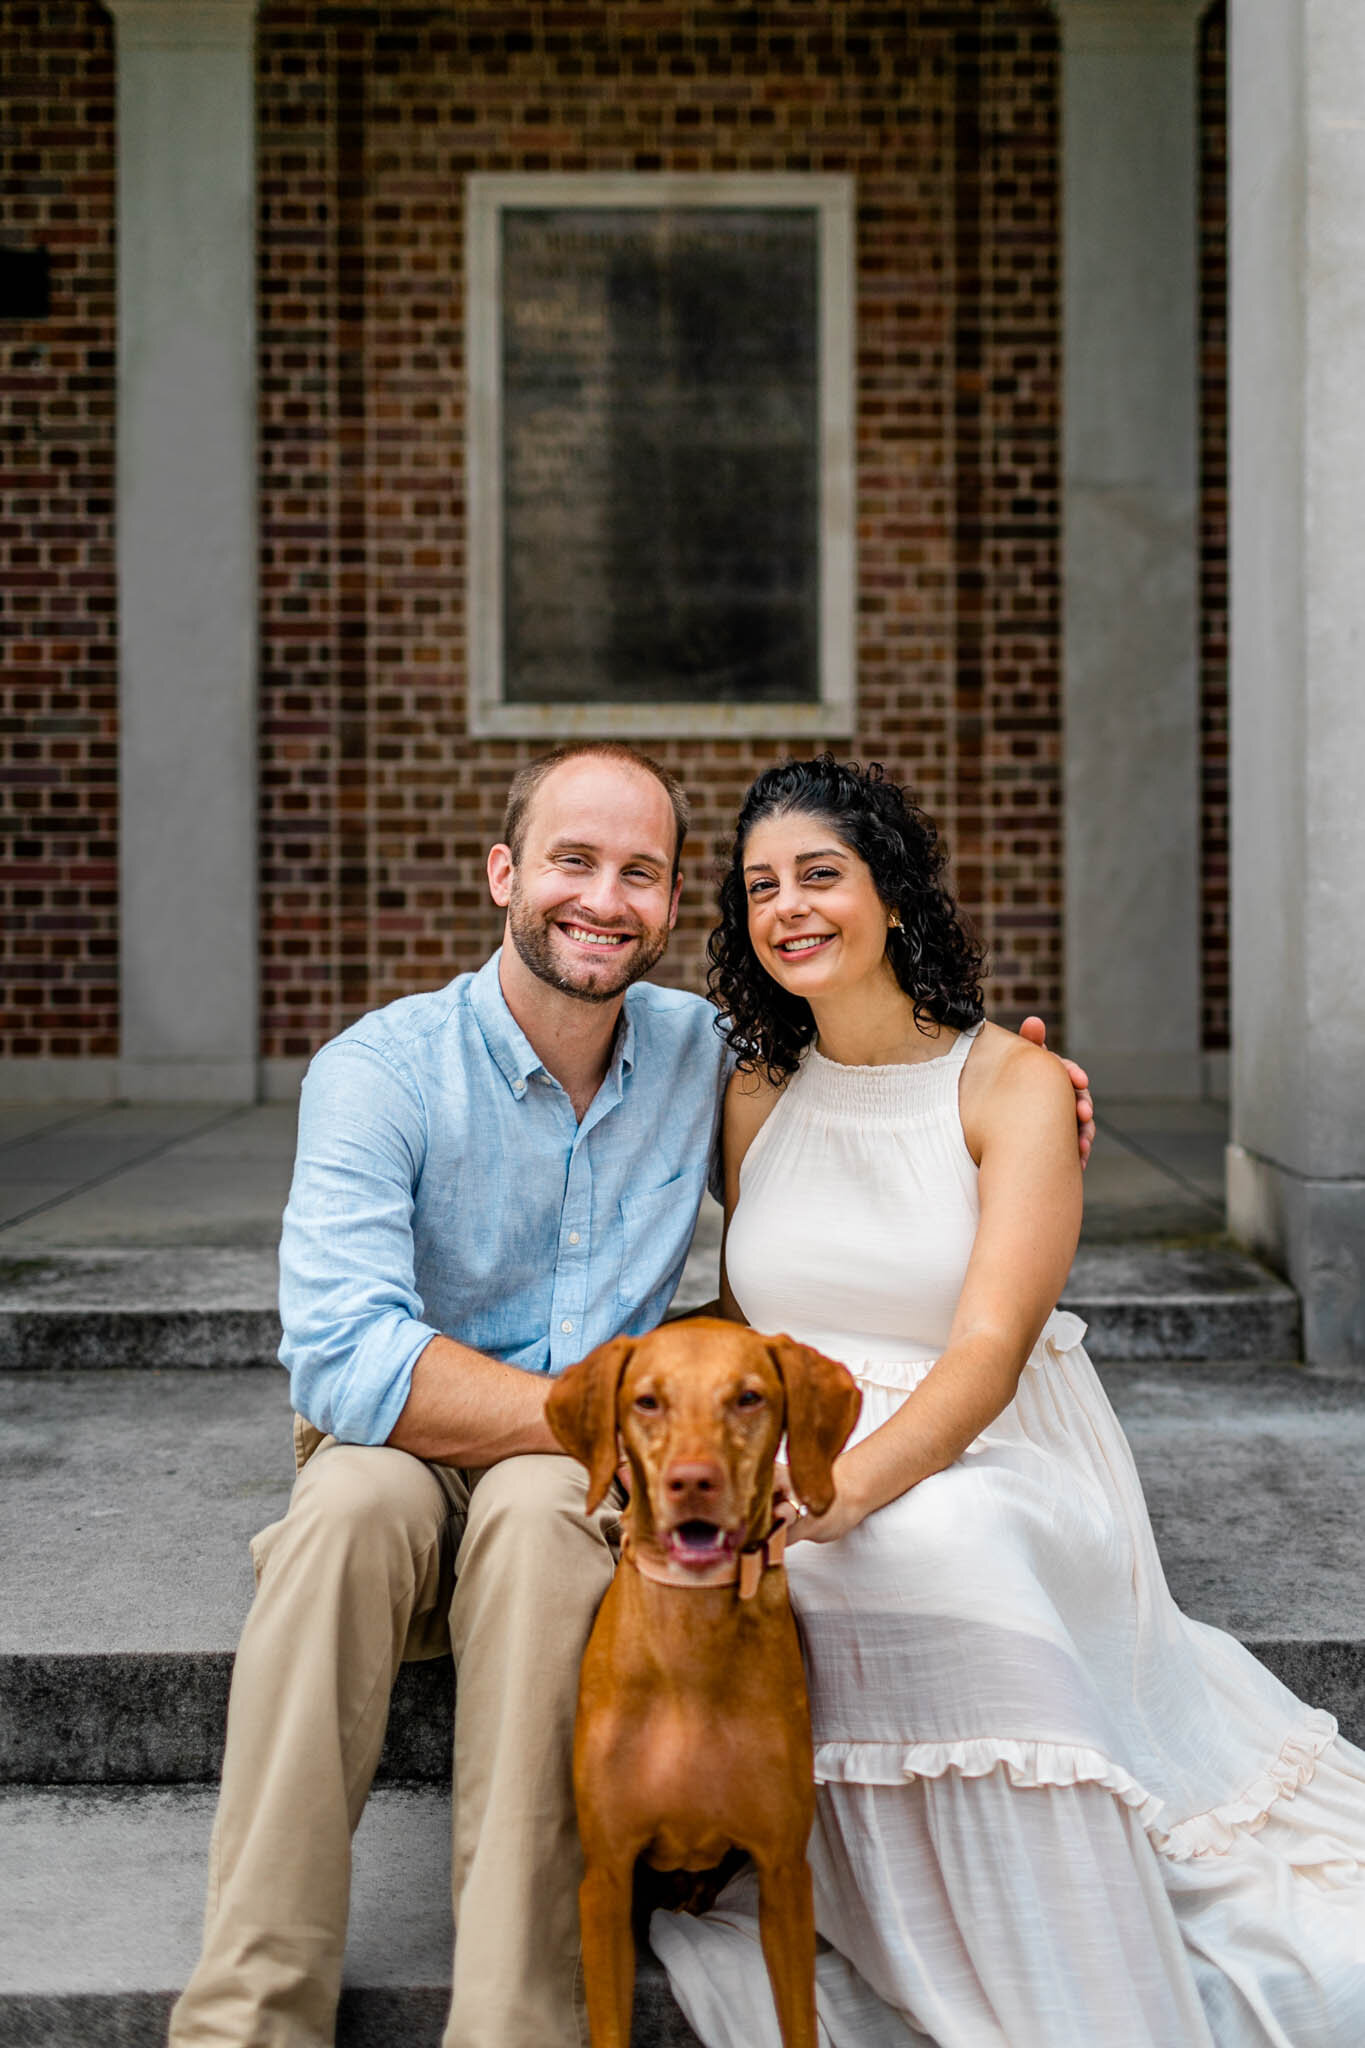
[168,1442,620,2048]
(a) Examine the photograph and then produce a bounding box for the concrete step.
[0,1248,280,1369]
[0,1783,701,2047]
[0,1238,1300,1369]
[1065,1244,1300,1361]
[3,1364,1363,1787]
[0,1365,450,1784]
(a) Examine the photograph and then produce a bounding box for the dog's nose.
[664,1459,724,1501]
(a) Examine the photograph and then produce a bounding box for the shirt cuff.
[293,1311,439,1447]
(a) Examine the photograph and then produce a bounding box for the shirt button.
[560,1319,574,1334]
[568,1231,580,1245]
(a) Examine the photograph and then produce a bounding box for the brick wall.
[1,2,1229,1071]
[257,0,1067,1063]
[0,1,117,1063]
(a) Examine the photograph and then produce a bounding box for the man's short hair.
[501,742,692,878]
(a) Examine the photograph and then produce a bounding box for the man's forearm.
[386,1334,561,1466]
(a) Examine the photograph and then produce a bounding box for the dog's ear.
[766,1336,861,1518]
[545,1337,636,1512]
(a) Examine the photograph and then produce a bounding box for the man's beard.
[505,883,670,1004]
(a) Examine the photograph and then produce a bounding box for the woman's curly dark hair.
[707,755,986,1081]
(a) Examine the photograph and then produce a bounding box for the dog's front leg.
[579,1854,637,2048]
[755,1853,818,2048]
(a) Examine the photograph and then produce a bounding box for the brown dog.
[546,1316,861,2048]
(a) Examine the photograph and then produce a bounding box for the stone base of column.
[1227,1144,1365,1367]
[0,1056,261,1105]
[118,1057,258,1105]
[0,1060,124,1105]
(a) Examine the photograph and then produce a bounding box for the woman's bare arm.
[716,1064,786,1322]
[792,1027,1082,1539]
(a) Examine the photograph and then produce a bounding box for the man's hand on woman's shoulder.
[1018,1014,1094,1167]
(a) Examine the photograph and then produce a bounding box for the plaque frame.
[465,173,856,738]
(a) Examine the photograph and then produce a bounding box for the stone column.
[108,0,259,1101]
[1057,0,1204,1097]
[1226,0,1365,1364]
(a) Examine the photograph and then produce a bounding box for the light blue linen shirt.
[278,951,731,1446]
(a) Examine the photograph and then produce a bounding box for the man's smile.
[558,923,634,949]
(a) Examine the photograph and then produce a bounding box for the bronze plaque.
[501,207,820,706]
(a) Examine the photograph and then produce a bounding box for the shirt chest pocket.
[613,1172,700,1316]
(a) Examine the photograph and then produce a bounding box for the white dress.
[652,1027,1365,2047]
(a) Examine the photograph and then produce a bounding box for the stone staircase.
[2,1103,1362,2043]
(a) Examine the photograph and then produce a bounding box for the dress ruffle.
[814,1708,1343,1866]
[1152,1709,1342,1860]
[814,1734,1167,1832]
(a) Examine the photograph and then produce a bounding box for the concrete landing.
[0,1092,1233,1252]
[0,1104,296,1250]
[0,1783,701,2048]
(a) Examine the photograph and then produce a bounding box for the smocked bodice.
[724,1024,984,1370]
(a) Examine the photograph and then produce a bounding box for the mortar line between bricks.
[1094,1119,1226,1219]
[0,1105,253,1235]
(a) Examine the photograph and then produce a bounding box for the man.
[170,741,1092,2048]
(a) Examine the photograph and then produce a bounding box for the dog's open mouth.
[665,1520,737,1569]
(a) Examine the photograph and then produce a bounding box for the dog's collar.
[621,1499,801,1600]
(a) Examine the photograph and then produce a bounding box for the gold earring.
[888,910,902,930]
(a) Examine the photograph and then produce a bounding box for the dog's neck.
[621,1500,799,1600]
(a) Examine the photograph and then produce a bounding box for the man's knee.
[461,1452,601,1548]
[254,1440,451,1590]
[456,1454,614,1609]
[450,1456,612,1727]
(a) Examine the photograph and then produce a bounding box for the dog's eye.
[735,1390,764,1409]
[634,1393,660,1411]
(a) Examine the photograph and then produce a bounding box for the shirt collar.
[468,951,543,1098]
[469,949,637,1100]
[616,998,637,1078]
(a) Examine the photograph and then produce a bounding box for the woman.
[652,757,1365,2047]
